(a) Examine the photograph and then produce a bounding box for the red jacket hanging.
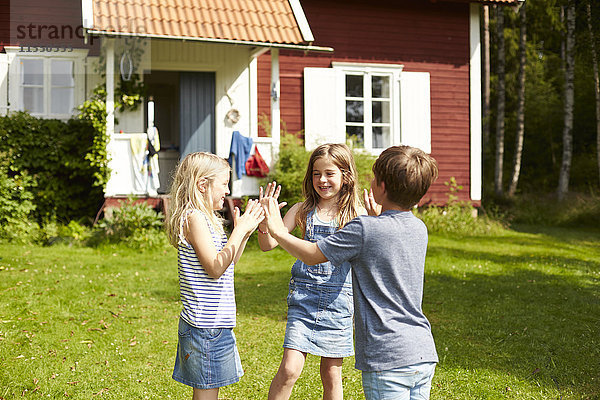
[245,146,269,178]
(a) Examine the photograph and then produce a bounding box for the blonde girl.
[257,143,365,400]
[165,152,263,400]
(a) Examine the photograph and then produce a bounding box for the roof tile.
[91,0,307,44]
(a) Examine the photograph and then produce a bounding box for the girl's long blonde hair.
[296,143,362,235]
[165,152,230,247]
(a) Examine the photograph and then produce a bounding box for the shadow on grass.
[425,245,600,398]
[428,244,600,274]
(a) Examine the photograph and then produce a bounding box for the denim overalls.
[282,209,354,358]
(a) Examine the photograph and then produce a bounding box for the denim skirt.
[172,318,244,389]
[283,280,354,358]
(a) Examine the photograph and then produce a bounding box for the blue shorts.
[362,362,436,400]
[172,318,243,389]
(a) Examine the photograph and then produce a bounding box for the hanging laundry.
[146,126,161,195]
[245,145,269,178]
[228,130,253,179]
[130,134,148,192]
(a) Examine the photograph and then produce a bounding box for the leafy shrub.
[0,151,39,242]
[353,151,376,192]
[77,86,111,189]
[90,200,168,249]
[496,192,600,229]
[37,220,91,246]
[264,133,311,210]
[0,112,108,222]
[419,177,507,236]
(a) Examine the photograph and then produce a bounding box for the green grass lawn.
[1,226,599,399]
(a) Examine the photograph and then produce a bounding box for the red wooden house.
[0,0,518,209]
[257,0,519,205]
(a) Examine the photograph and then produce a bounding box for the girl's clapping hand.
[258,181,288,210]
[233,199,264,234]
[260,197,287,238]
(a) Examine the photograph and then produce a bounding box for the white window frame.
[333,62,403,155]
[304,62,431,154]
[6,47,87,119]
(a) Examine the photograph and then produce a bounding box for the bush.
[0,112,108,222]
[494,192,600,229]
[37,220,91,246]
[419,178,507,236]
[90,200,168,249]
[264,133,311,210]
[0,151,39,242]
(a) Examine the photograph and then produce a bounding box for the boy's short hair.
[373,146,439,209]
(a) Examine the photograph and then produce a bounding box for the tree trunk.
[483,5,491,153]
[558,1,576,200]
[587,1,600,185]
[508,3,527,197]
[495,6,506,197]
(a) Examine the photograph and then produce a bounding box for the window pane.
[51,87,74,114]
[23,87,44,113]
[373,126,391,149]
[22,59,44,85]
[346,126,364,148]
[372,100,390,123]
[372,76,390,98]
[51,60,74,86]
[346,100,364,122]
[346,75,363,97]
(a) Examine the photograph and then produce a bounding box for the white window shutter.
[304,67,344,150]
[0,54,8,116]
[400,72,431,153]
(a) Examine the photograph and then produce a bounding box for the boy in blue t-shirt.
[261,145,439,400]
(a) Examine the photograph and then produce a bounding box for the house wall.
[0,2,9,53]
[258,0,474,205]
[1,0,98,53]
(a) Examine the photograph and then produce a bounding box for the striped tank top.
[177,210,236,328]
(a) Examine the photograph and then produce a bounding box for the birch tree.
[557,1,576,200]
[483,5,491,153]
[495,6,506,197]
[508,2,527,197]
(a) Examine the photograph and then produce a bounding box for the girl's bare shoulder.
[284,202,304,217]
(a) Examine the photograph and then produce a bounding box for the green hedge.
[0,111,108,223]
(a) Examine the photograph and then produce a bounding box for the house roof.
[83,0,331,51]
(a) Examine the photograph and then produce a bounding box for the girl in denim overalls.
[258,144,365,400]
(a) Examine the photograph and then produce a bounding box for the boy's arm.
[261,198,328,265]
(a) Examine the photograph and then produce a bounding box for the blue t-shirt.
[318,210,438,371]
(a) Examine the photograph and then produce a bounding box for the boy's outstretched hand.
[363,188,382,216]
[260,197,287,239]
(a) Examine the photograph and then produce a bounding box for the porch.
[84,0,332,206]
